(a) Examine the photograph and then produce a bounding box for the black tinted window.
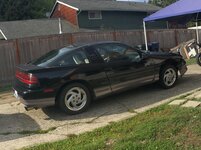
[57,51,90,67]
[31,47,90,67]
[95,43,141,63]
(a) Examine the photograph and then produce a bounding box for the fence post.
[68,33,75,45]
[113,31,117,41]
[147,30,150,43]
[174,30,178,46]
[15,39,21,64]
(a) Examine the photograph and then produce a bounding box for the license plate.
[14,90,20,99]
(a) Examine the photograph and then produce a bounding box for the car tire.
[58,83,91,115]
[196,53,201,66]
[159,65,178,89]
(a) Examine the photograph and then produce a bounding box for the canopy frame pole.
[143,21,148,51]
[196,13,199,44]
[196,22,199,44]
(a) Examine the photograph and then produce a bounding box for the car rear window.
[31,47,90,67]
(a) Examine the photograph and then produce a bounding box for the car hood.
[143,51,182,59]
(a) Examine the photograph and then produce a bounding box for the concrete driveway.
[0,64,201,150]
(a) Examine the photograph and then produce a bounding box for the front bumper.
[178,60,187,76]
[179,65,187,76]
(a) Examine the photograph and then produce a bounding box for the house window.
[88,11,102,20]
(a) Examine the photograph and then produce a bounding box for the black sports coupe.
[13,41,187,114]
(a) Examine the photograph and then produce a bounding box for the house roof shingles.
[58,0,161,12]
[0,19,80,40]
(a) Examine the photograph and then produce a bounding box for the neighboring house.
[50,0,165,30]
[0,19,82,40]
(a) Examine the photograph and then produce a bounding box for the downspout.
[59,18,63,34]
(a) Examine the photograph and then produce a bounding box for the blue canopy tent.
[143,0,201,50]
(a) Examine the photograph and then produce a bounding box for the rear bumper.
[13,86,55,108]
[18,97,55,108]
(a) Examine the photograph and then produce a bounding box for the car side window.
[57,50,90,67]
[124,48,141,63]
[95,43,141,63]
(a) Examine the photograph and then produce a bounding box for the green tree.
[149,0,177,7]
[31,0,56,18]
[0,0,55,21]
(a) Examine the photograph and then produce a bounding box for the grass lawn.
[0,84,12,94]
[25,104,201,150]
[186,58,196,66]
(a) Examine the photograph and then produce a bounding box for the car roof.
[71,41,125,49]
[60,41,128,54]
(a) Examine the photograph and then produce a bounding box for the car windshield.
[31,47,74,67]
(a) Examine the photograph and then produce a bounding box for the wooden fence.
[0,29,199,86]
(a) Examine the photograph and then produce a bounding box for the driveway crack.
[116,101,138,114]
[85,112,108,124]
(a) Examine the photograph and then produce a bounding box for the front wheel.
[58,83,91,115]
[159,65,178,89]
[196,53,201,66]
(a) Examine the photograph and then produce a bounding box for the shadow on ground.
[42,73,201,121]
[0,113,40,142]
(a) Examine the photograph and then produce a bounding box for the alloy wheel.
[64,87,87,111]
[163,68,177,87]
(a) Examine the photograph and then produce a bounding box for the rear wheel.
[159,65,178,89]
[58,83,91,115]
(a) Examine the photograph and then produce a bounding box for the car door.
[94,43,155,92]
[83,47,112,97]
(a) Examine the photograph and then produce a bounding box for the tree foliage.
[0,0,55,21]
[149,0,177,7]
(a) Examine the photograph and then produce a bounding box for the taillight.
[15,71,39,85]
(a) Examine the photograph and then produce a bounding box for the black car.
[13,41,187,114]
